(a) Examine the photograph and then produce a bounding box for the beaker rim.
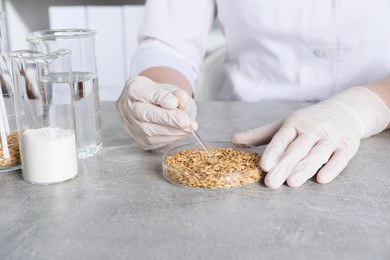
[27,29,97,41]
[9,49,71,61]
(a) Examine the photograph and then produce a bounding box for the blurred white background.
[1,0,225,101]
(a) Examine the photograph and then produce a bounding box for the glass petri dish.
[162,141,264,190]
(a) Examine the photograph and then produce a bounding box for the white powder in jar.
[21,127,78,184]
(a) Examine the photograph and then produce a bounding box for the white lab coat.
[131,0,390,101]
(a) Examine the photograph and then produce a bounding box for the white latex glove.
[116,76,197,150]
[232,87,390,189]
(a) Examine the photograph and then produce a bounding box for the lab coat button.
[314,48,327,57]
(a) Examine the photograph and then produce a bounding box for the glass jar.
[0,11,21,172]
[10,49,78,184]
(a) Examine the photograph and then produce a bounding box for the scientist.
[116,1,390,189]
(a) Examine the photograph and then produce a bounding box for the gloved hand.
[116,76,197,150]
[232,87,390,189]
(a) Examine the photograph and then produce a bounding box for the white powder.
[21,127,78,184]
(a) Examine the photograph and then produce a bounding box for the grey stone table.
[1,101,389,260]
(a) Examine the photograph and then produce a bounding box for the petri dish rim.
[162,141,264,191]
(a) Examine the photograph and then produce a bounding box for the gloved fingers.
[117,77,198,150]
[263,132,318,189]
[131,102,194,130]
[286,140,335,187]
[127,77,179,109]
[119,110,192,138]
[121,119,190,150]
[173,90,197,120]
[173,89,190,109]
[260,124,298,172]
[316,150,350,184]
[231,119,284,146]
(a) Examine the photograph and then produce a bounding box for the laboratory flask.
[10,49,78,184]
[0,12,21,172]
[27,29,102,158]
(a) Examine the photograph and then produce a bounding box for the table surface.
[1,101,389,260]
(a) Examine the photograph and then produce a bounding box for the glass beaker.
[0,11,21,172]
[10,49,78,184]
[26,29,102,158]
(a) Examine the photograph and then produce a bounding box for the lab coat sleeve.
[130,0,216,89]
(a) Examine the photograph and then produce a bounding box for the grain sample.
[164,147,262,189]
[0,131,21,168]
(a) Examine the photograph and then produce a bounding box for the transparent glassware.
[162,141,264,190]
[0,11,21,172]
[10,49,78,184]
[27,29,102,158]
